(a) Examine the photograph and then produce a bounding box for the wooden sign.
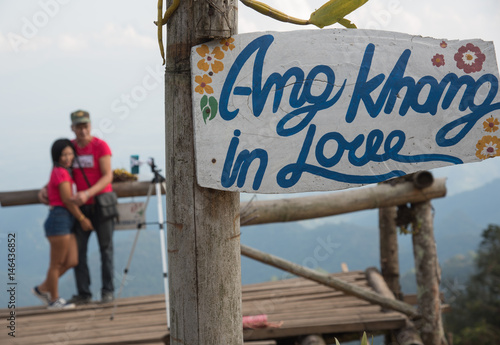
[191,29,500,193]
[115,202,146,230]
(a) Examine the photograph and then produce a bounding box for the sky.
[1,0,500,197]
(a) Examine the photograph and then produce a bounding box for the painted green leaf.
[200,95,208,112]
[308,0,369,28]
[202,106,211,123]
[208,96,218,121]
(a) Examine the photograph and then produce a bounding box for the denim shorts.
[44,206,75,237]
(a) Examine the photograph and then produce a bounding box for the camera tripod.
[110,159,170,329]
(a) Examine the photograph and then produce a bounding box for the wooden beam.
[0,177,446,218]
[240,177,446,226]
[241,244,420,319]
[165,1,242,345]
[366,267,423,345]
[0,181,156,207]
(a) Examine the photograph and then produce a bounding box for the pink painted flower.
[432,54,445,67]
[440,41,447,48]
[454,43,486,73]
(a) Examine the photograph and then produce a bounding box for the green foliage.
[444,224,500,344]
[335,332,371,345]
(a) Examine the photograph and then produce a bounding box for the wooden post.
[165,1,242,344]
[411,201,446,345]
[379,206,402,300]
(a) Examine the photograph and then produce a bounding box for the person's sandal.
[31,286,51,305]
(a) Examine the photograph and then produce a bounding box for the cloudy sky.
[1,0,500,196]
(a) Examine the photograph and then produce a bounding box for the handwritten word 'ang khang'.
[219,35,346,137]
[347,43,500,147]
[219,35,500,190]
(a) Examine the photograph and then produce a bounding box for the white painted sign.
[115,202,146,230]
[191,29,500,193]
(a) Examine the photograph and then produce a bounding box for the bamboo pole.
[241,244,420,318]
[366,267,423,345]
[165,1,241,344]
[411,201,447,345]
[379,206,402,300]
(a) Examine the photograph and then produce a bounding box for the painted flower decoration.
[483,116,500,132]
[454,43,486,73]
[476,135,500,160]
[195,74,213,95]
[432,54,445,67]
[196,45,225,74]
[440,41,447,48]
[220,37,235,51]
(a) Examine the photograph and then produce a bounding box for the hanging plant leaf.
[308,0,369,28]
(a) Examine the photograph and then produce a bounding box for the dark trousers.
[73,204,114,298]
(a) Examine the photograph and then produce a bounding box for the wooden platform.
[0,271,407,344]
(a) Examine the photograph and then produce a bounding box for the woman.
[32,139,93,309]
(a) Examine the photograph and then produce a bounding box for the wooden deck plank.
[0,272,408,344]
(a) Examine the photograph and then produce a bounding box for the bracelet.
[78,214,86,222]
[85,190,90,198]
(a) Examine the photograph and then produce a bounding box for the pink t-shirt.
[72,137,112,204]
[48,167,76,207]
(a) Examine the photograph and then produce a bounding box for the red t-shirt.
[72,137,113,204]
[48,167,76,207]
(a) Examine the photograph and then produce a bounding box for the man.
[39,110,114,304]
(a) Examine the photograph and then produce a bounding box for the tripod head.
[148,158,166,183]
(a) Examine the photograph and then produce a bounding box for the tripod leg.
[110,184,154,321]
[155,181,170,328]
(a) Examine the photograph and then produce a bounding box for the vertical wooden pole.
[165,1,242,344]
[379,206,402,300]
[411,201,445,345]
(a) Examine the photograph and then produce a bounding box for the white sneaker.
[47,298,75,310]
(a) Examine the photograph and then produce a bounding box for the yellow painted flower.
[483,116,499,132]
[196,45,224,73]
[195,75,213,95]
[476,135,500,160]
[220,37,235,51]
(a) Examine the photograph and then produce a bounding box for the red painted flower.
[432,54,445,67]
[454,43,486,73]
[440,41,447,48]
